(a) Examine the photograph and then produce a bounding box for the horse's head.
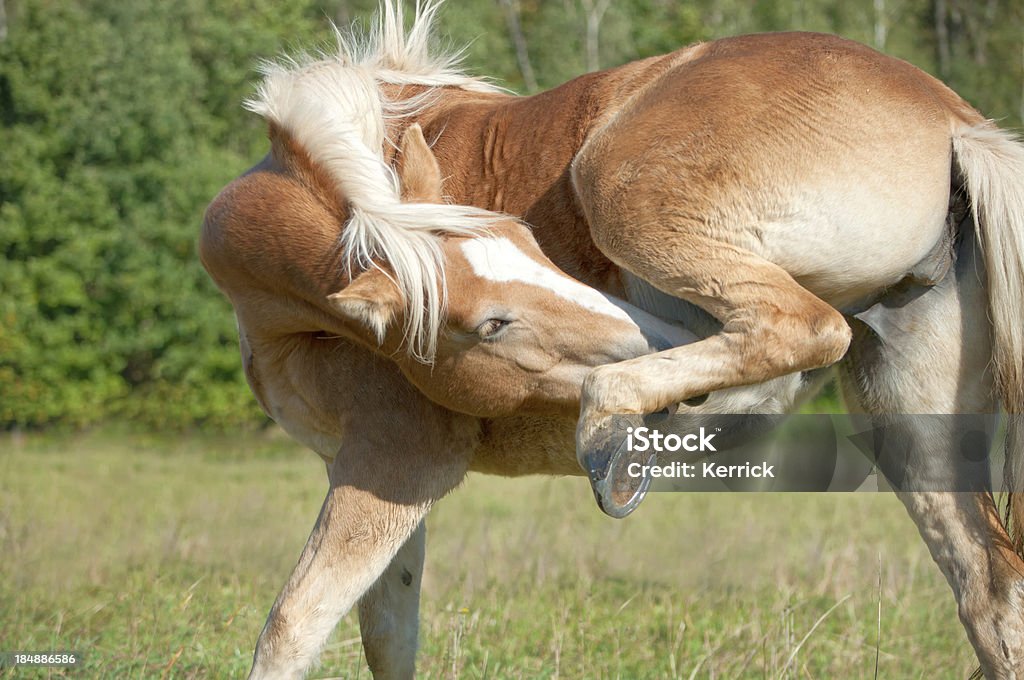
[328,125,696,417]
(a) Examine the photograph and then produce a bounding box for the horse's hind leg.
[838,236,1024,677]
[571,226,851,511]
[358,522,426,679]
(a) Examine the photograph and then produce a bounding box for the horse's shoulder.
[199,146,348,325]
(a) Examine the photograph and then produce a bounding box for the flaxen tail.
[953,122,1024,552]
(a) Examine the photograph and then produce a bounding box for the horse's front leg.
[248,439,468,680]
[358,521,426,679]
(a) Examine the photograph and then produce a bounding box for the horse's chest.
[239,328,345,460]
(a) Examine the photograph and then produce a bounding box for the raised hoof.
[579,414,656,519]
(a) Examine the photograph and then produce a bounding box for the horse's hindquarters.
[574,32,967,311]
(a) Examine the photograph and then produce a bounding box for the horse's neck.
[407,55,673,294]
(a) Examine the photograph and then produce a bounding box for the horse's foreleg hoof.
[577,413,654,519]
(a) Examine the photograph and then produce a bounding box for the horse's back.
[635,32,979,135]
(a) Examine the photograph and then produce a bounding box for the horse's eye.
[476,318,512,340]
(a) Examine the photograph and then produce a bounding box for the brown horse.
[201,2,1024,677]
[202,114,807,679]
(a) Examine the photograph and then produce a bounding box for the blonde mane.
[244,1,504,362]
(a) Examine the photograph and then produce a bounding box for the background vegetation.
[1,0,1023,429]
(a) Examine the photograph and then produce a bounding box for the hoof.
[578,414,655,519]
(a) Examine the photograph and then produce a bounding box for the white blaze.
[459,237,634,323]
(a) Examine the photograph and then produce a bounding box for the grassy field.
[0,430,978,679]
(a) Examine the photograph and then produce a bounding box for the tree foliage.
[1,0,324,428]
[1,0,1021,429]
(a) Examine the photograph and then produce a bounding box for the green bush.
[0,0,326,428]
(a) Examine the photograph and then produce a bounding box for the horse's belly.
[752,178,950,310]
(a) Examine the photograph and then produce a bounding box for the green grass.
[0,430,977,678]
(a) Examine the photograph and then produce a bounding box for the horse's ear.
[397,124,443,203]
[327,267,403,348]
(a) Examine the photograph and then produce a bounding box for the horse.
[200,2,1024,677]
[202,109,810,678]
